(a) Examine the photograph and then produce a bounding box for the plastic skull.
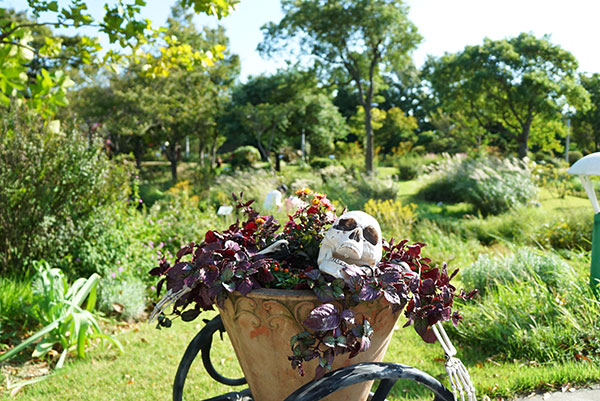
[318,211,383,279]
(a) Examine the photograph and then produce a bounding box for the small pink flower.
[111,272,116,279]
[118,266,123,273]
[138,199,143,203]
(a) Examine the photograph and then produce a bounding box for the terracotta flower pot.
[217,288,400,401]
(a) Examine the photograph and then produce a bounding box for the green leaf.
[0,319,63,362]
[32,338,57,358]
[55,349,68,369]
[88,333,123,353]
[77,316,90,358]
[71,273,100,307]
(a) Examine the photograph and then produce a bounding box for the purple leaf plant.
[150,191,476,379]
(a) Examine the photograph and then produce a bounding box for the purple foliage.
[150,193,475,379]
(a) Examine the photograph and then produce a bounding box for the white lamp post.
[568,152,600,295]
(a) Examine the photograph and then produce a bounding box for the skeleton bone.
[396,261,476,401]
[149,286,192,323]
[257,239,289,256]
[318,211,383,279]
[432,323,477,401]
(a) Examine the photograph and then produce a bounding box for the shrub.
[396,157,419,180]
[533,162,578,199]
[98,277,147,321]
[419,154,537,215]
[568,150,583,164]
[363,199,416,239]
[0,105,132,274]
[0,262,123,366]
[534,210,592,251]
[461,247,574,296]
[72,181,217,284]
[309,156,337,169]
[355,174,399,201]
[451,250,600,363]
[229,145,261,170]
[334,141,363,170]
[209,171,281,211]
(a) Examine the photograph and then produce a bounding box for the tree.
[70,5,239,180]
[222,69,347,162]
[260,0,422,174]
[425,33,590,158]
[573,73,600,153]
[0,0,238,115]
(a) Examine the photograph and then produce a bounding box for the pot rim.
[237,287,318,301]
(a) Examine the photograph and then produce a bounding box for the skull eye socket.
[335,218,357,231]
[364,226,379,245]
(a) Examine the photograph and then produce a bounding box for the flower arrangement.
[150,190,475,378]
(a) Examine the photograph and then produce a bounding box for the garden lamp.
[568,152,600,296]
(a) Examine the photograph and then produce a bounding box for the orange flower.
[256,217,265,225]
[295,187,312,196]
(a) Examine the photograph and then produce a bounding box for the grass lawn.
[2,310,599,401]
[2,165,599,400]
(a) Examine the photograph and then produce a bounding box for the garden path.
[512,384,600,401]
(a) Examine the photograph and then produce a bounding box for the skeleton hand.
[149,286,191,323]
[433,322,476,401]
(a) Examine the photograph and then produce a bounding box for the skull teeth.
[331,257,350,267]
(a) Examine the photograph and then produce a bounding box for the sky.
[6,0,600,81]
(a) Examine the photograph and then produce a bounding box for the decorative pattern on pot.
[218,288,400,401]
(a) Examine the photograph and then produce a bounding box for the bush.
[363,199,416,239]
[98,277,147,321]
[310,156,337,169]
[396,157,419,180]
[534,210,592,251]
[209,170,281,212]
[72,181,217,284]
[461,248,574,296]
[229,146,261,170]
[0,105,133,274]
[355,174,399,201]
[419,154,537,215]
[568,150,583,164]
[533,162,578,198]
[452,249,600,363]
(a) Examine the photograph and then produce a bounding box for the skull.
[318,211,383,279]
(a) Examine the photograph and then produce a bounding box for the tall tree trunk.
[133,136,143,170]
[210,132,218,169]
[364,104,374,174]
[255,137,270,162]
[166,143,178,182]
[199,141,205,166]
[518,116,533,158]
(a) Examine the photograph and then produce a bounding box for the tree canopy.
[221,69,347,162]
[0,0,238,115]
[260,0,422,173]
[425,33,590,158]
